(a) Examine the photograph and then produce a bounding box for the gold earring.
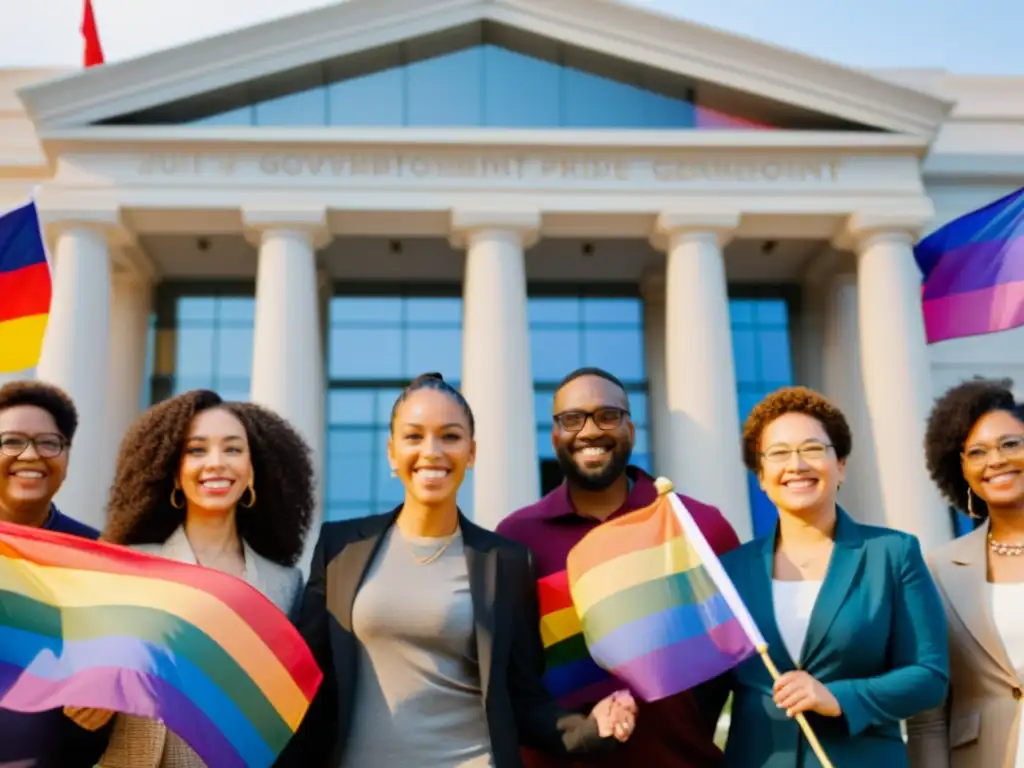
[967,488,979,519]
[241,479,256,509]
[170,486,184,509]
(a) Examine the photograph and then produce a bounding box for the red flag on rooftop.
[82,0,105,68]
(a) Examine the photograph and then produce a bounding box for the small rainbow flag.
[537,569,618,708]
[0,201,52,374]
[566,486,762,702]
[0,521,322,768]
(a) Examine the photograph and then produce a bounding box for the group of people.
[0,366,1022,768]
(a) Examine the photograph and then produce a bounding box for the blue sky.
[0,0,1021,73]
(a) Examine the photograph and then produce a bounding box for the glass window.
[581,299,642,326]
[529,298,579,325]
[531,329,583,382]
[330,327,404,379]
[175,326,216,378]
[581,328,644,382]
[331,297,402,324]
[254,87,326,126]
[177,297,217,322]
[190,43,770,130]
[328,390,376,426]
[406,328,462,381]
[406,297,461,324]
[215,327,254,380]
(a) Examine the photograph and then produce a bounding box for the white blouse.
[988,582,1024,768]
[772,579,824,665]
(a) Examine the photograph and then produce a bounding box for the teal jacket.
[718,508,949,767]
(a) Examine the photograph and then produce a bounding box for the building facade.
[1,0,1023,564]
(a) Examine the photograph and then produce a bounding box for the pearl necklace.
[988,533,1024,557]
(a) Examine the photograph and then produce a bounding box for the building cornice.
[16,0,953,137]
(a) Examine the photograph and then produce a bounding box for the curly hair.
[924,378,1021,518]
[0,380,78,442]
[741,386,853,471]
[104,390,314,567]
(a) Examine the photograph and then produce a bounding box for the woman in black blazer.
[279,373,636,768]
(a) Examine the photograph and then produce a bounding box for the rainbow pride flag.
[566,487,763,701]
[0,521,322,768]
[537,569,618,708]
[914,186,1024,343]
[0,201,51,373]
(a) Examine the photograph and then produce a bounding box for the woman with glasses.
[64,388,315,768]
[277,372,638,768]
[0,380,110,768]
[907,379,1024,768]
[715,386,948,767]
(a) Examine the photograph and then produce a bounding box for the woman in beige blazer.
[65,389,315,768]
[907,378,1024,768]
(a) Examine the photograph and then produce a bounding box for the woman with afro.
[907,378,1024,768]
[65,388,316,768]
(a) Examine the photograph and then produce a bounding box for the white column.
[820,272,886,527]
[654,212,752,542]
[107,272,153,457]
[35,224,115,530]
[451,209,539,529]
[641,270,671,477]
[243,209,329,568]
[848,213,952,551]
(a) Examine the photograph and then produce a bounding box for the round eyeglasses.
[0,432,68,459]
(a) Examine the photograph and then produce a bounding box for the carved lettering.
[137,152,843,185]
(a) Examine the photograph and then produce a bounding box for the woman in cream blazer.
[907,379,1024,768]
[65,390,314,768]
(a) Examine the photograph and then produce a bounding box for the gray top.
[344,527,494,768]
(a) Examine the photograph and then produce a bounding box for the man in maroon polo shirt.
[497,367,741,767]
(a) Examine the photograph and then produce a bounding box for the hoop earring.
[241,480,256,509]
[170,487,184,509]
[967,488,980,519]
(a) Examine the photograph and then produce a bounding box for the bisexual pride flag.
[914,187,1024,343]
[0,521,323,768]
[565,483,763,702]
[0,201,51,373]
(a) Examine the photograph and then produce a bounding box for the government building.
[1,0,1022,562]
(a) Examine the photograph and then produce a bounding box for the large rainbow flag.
[565,484,763,702]
[914,186,1024,343]
[0,201,51,374]
[0,521,322,768]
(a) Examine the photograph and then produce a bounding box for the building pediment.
[17,0,952,136]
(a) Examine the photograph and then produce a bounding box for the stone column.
[641,270,671,477]
[653,212,752,542]
[451,209,539,529]
[820,271,886,527]
[847,212,952,551]
[107,270,154,475]
[243,208,330,568]
[35,217,124,530]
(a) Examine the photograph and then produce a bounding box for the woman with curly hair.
[716,386,948,767]
[277,372,637,768]
[907,378,1024,768]
[65,388,315,768]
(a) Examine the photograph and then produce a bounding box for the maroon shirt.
[496,467,741,768]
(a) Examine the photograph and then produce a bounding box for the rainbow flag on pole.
[0,521,322,768]
[566,484,763,701]
[914,186,1024,343]
[537,569,617,707]
[0,201,51,373]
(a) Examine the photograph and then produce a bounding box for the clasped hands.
[772,670,841,719]
[589,689,638,742]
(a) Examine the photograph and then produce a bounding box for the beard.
[555,443,632,491]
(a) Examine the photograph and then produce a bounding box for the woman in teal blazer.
[717,387,949,767]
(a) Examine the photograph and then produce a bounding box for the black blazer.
[276,508,612,768]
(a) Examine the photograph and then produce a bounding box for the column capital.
[650,211,741,252]
[35,206,135,249]
[242,206,332,249]
[449,208,541,249]
[834,202,935,252]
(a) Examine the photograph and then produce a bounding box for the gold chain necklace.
[989,532,1024,557]
[400,528,458,566]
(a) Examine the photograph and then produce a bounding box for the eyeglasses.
[0,431,68,459]
[962,435,1024,468]
[761,443,833,464]
[554,408,629,433]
